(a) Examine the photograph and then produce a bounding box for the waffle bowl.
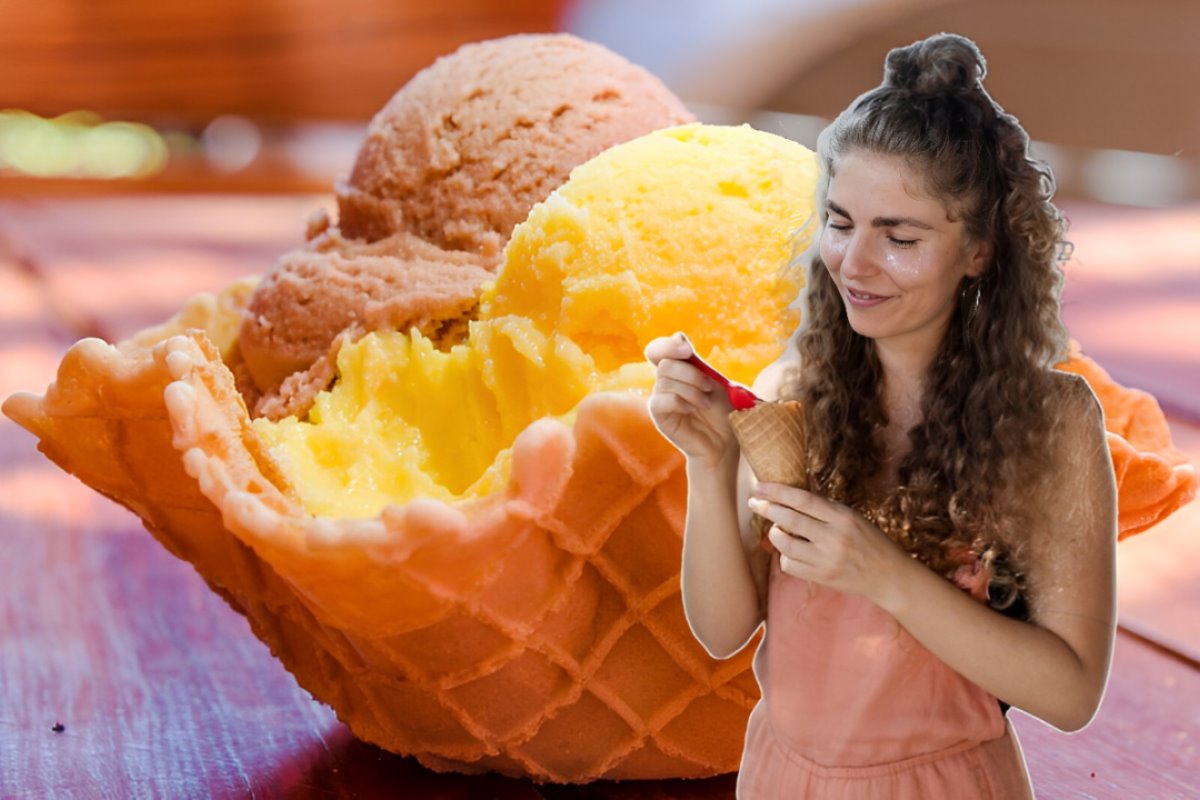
[4,122,823,784]
[1055,343,1198,538]
[5,322,759,782]
[9,283,1198,779]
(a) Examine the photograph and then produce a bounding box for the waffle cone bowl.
[4,122,826,783]
[5,325,759,781]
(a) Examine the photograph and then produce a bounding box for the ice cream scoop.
[255,123,818,522]
[237,34,695,416]
[337,33,696,252]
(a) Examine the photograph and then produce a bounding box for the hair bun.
[883,33,986,96]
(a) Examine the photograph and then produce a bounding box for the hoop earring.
[971,282,981,320]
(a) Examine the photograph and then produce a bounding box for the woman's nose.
[839,233,879,280]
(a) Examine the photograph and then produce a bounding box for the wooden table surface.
[1,195,1197,798]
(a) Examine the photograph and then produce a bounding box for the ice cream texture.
[258,123,816,520]
[237,33,695,415]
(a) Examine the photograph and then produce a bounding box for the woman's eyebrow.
[826,199,933,230]
[827,200,852,219]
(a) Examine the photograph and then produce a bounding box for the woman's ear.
[965,237,993,278]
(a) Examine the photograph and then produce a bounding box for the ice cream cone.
[729,400,807,489]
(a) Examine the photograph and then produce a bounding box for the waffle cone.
[729,400,807,489]
[3,293,759,783]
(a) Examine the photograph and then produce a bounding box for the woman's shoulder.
[1046,367,1104,423]
[1022,368,1118,612]
[1047,366,1097,402]
[1043,366,1109,460]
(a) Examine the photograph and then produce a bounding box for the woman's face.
[819,150,988,358]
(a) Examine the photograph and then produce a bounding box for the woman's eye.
[828,221,851,232]
[888,236,917,248]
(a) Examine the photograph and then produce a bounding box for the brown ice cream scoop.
[338,33,695,253]
[239,228,491,394]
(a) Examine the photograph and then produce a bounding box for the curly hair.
[779,33,1071,613]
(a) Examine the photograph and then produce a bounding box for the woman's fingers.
[653,374,711,406]
[648,376,730,457]
[753,484,838,521]
[756,497,825,582]
[649,350,732,430]
[748,495,826,540]
[649,388,727,440]
[646,333,739,463]
[754,489,898,597]
[655,353,710,388]
[770,526,816,580]
[647,389,698,422]
[767,524,811,553]
[647,334,732,406]
[644,332,693,365]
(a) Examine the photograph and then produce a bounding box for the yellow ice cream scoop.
[483,122,816,381]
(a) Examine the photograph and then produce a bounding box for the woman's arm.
[649,337,795,659]
[681,453,766,659]
[753,374,1117,730]
[645,333,760,658]
[876,540,1113,732]
[680,352,795,658]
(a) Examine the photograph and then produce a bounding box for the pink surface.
[1059,202,1200,423]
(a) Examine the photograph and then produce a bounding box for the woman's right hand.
[645,333,738,467]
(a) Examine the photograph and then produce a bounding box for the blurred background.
[2,0,1197,204]
[2,1,1197,798]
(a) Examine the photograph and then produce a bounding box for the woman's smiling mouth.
[845,287,891,307]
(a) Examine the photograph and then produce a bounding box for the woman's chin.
[843,311,887,340]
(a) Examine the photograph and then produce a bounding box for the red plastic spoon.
[685,352,761,410]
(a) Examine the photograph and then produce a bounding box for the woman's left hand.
[748,482,906,602]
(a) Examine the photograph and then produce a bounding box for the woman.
[646,33,1117,798]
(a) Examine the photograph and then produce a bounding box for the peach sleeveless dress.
[737,560,1035,798]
